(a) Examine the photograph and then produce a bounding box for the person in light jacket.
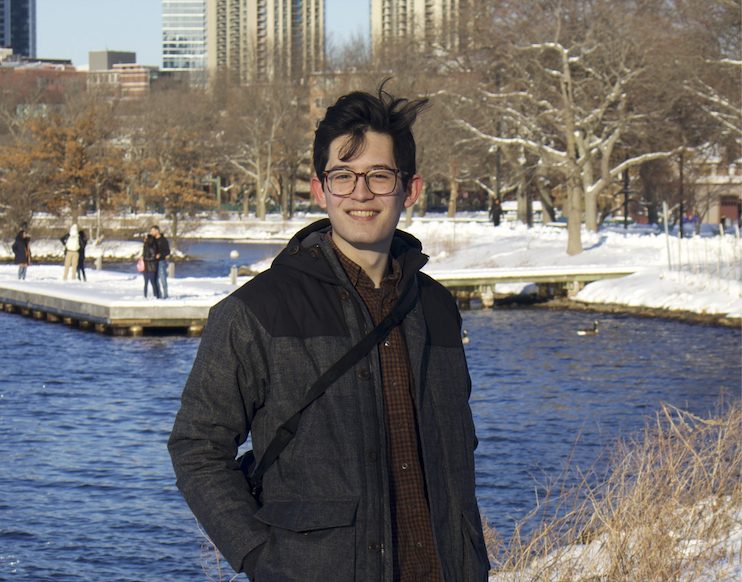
[61,224,80,281]
[168,82,490,582]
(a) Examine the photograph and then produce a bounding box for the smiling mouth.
[347,210,379,218]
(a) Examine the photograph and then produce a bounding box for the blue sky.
[37,0,369,67]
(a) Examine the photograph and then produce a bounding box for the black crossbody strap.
[248,281,417,497]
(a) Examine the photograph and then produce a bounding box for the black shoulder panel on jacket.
[231,265,350,339]
[418,273,463,348]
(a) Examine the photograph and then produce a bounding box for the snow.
[0,264,240,306]
[2,213,740,319]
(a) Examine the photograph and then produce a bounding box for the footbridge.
[426,265,640,307]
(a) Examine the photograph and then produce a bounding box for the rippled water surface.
[1,242,739,580]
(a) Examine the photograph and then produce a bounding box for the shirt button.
[383,339,391,347]
[415,541,424,548]
[339,289,350,301]
[358,369,371,380]
[401,462,409,470]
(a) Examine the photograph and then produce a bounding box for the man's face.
[150,228,158,238]
[311,131,421,259]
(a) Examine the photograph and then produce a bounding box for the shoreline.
[538,297,740,328]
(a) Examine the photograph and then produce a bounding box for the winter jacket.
[12,233,31,265]
[168,219,489,582]
[61,225,80,252]
[155,235,170,260]
[143,237,159,273]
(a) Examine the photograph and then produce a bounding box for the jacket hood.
[272,218,428,286]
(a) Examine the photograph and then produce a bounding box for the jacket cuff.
[241,542,265,577]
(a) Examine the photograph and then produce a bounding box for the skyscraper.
[0,0,36,58]
[207,0,324,83]
[162,0,208,72]
[370,0,471,54]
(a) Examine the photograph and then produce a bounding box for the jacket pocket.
[253,498,358,582]
[461,512,490,582]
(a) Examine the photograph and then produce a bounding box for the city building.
[89,50,136,72]
[204,0,325,83]
[370,0,471,55]
[162,0,208,74]
[0,0,36,58]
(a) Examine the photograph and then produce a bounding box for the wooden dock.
[0,265,640,335]
[0,285,211,336]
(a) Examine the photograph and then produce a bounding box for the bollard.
[95,255,102,270]
[229,250,240,285]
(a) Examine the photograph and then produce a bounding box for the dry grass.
[485,402,742,581]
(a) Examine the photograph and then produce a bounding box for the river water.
[1,241,739,580]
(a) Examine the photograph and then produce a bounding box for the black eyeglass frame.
[321,168,406,197]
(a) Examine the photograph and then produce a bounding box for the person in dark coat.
[142,234,160,299]
[150,226,170,299]
[12,229,32,280]
[76,230,88,281]
[169,84,490,581]
[489,197,502,227]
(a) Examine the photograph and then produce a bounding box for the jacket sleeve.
[168,296,268,574]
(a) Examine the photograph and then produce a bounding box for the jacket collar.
[272,218,429,288]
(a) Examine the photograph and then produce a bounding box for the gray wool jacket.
[168,219,490,581]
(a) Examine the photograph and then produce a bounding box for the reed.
[486,402,742,581]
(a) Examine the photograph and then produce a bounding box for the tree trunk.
[536,180,556,223]
[566,178,583,255]
[517,171,528,225]
[584,186,598,232]
[256,197,267,220]
[447,159,459,218]
[448,178,458,218]
[242,188,250,218]
[418,185,428,217]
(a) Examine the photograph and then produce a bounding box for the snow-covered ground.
[2,214,740,319]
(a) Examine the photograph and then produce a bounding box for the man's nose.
[349,175,374,201]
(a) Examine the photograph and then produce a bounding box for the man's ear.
[403,175,423,209]
[310,176,327,209]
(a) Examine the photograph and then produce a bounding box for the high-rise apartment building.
[162,0,208,72]
[207,0,324,83]
[370,0,470,54]
[0,0,36,58]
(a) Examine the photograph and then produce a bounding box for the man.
[150,225,170,299]
[168,85,489,581]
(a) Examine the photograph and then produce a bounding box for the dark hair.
[313,80,429,189]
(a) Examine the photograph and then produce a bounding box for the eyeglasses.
[322,168,403,197]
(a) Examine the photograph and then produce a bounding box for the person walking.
[12,228,31,280]
[61,224,81,281]
[142,234,160,299]
[150,226,170,299]
[169,83,490,581]
[77,230,88,282]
